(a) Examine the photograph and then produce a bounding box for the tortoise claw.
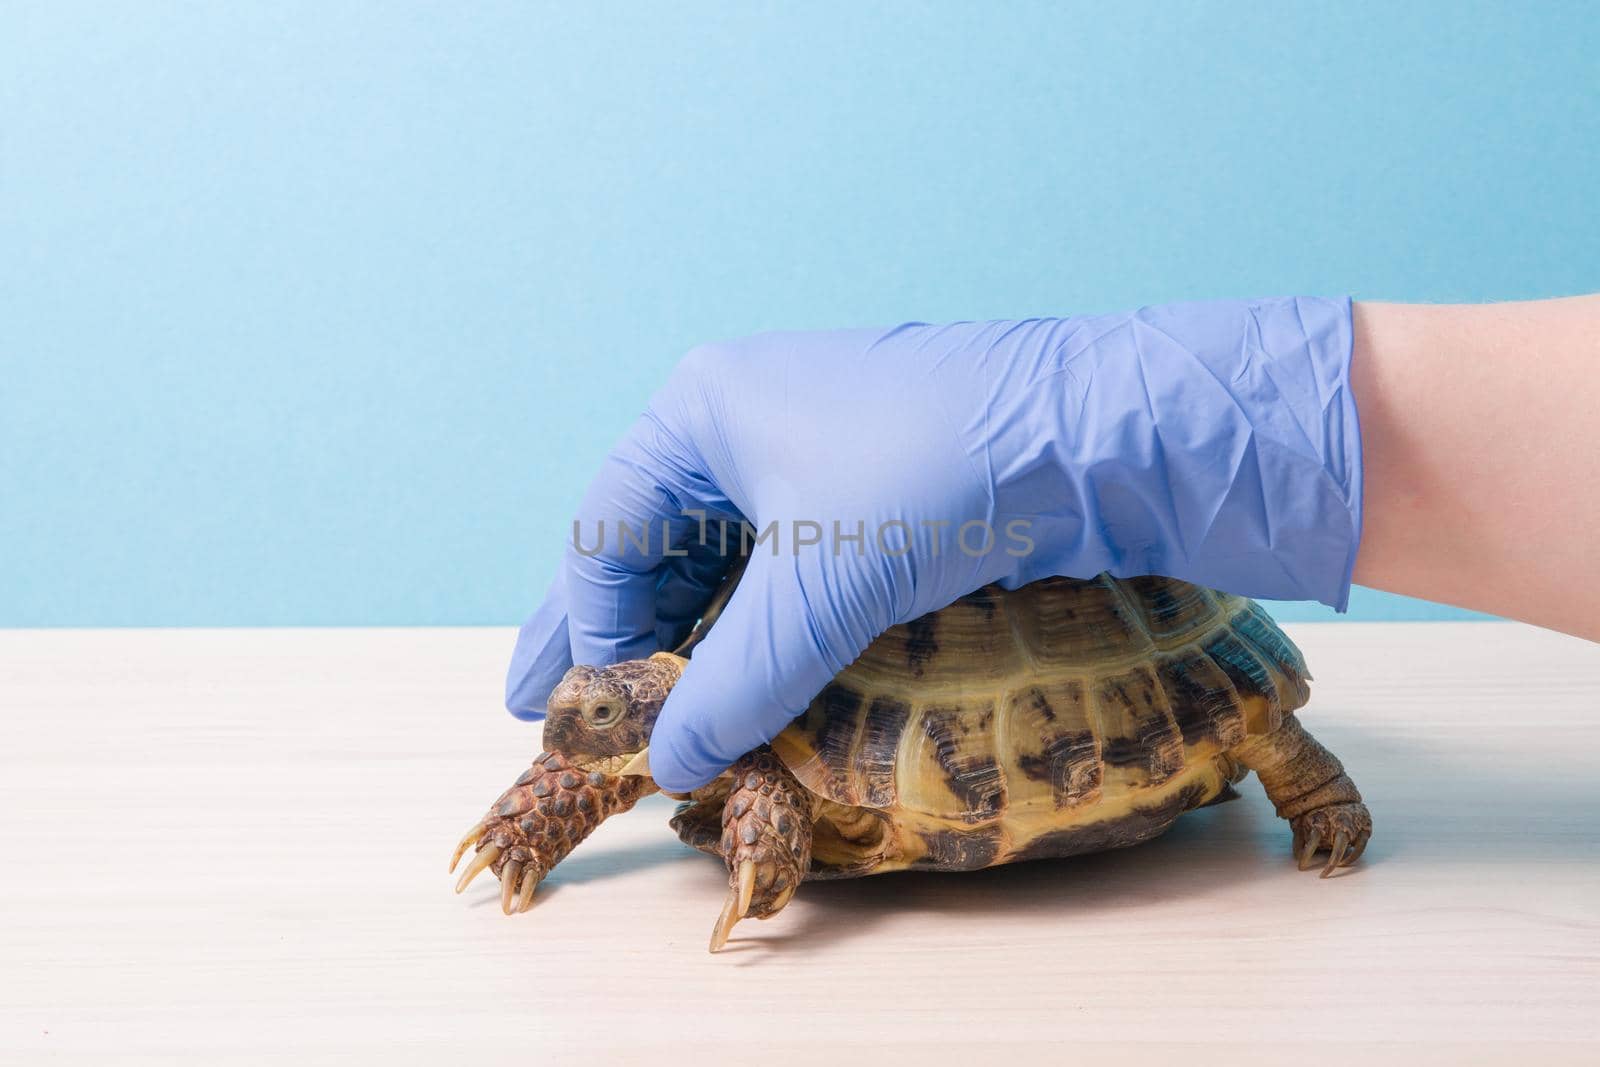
[708,860,758,953]
[516,867,541,912]
[1346,830,1371,865]
[735,859,755,918]
[449,821,487,873]
[1297,831,1322,871]
[759,883,797,918]
[500,860,524,914]
[454,844,501,894]
[1321,831,1351,878]
[709,888,741,953]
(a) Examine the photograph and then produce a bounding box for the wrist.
[987,297,1363,608]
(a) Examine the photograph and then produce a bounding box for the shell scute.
[1022,575,1152,665]
[1093,663,1185,786]
[1230,601,1313,707]
[1155,647,1249,750]
[1008,781,1212,864]
[775,683,864,804]
[1199,625,1288,733]
[911,825,1004,870]
[906,702,1007,825]
[849,598,1022,687]
[1003,681,1102,810]
[1122,575,1220,642]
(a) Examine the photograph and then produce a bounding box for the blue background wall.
[4,2,1595,627]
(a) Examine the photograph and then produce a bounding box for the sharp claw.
[454,844,501,894]
[517,867,540,912]
[1348,832,1370,865]
[1322,830,1351,878]
[735,859,756,918]
[1297,831,1322,871]
[760,883,796,917]
[449,821,487,873]
[501,860,524,913]
[710,859,758,952]
[709,888,741,953]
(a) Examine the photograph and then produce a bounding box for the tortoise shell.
[694,573,1311,877]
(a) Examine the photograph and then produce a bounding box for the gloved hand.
[507,297,1362,793]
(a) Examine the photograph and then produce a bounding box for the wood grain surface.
[2,623,1597,1064]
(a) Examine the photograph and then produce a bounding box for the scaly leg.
[449,751,655,912]
[709,747,817,952]
[1229,715,1372,877]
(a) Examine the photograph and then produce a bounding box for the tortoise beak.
[618,747,652,779]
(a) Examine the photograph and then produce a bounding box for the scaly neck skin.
[1351,297,1600,641]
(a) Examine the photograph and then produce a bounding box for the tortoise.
[449,568,1372,951]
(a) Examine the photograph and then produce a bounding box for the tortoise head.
[539,652,686,774]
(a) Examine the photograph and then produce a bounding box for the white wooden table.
[3,623,1598,1064]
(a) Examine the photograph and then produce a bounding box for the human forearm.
[1351,296,1600,640]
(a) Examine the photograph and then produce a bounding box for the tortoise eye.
[584,700,622,728]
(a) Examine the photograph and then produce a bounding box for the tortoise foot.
[448,751,650,914]
[1290,801,1372,878]
[709,747,815,953]
[449,816,545,915]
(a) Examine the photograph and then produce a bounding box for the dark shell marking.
[903,616,940,676]
[1094,664,1186,785]
[858,696,911,807]
[1007,682,1100,809]
[919,703,1007,823]
[912,825,1005,871]
[1009,783,1213,864]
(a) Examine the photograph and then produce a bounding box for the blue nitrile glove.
[507,297,1362,793]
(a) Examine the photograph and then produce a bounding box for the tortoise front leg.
[449,751,655,913]
[1229,715,1372,877]
[710,746,817,952]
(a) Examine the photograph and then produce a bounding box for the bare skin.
[1351,297,1600,641]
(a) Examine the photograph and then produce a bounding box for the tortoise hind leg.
[710,746,817,952]
[1229,715,1372,877]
